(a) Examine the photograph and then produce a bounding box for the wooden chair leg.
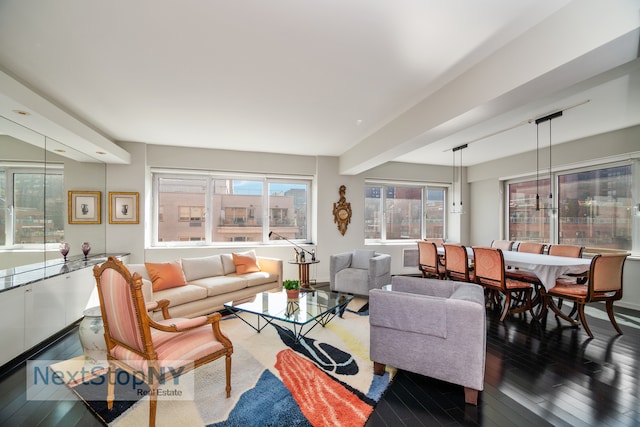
[605,301,623,335]
[499,293,510,322]
[576,303,593,339]
[526,289,536,320]
[567,301,578,319]
[464,387,479,405]
[535,295,549,320]
[225,354,232,398]
[149,381,158,427]
[107,365,115,410]
[373,362,386,376]
[547,297,579,326]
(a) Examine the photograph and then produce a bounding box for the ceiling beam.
[339,0,640,175]
[0,69,130,164]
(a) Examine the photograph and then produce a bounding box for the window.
[558,165,632,250]
[153,172,311,245]
[157,177,207,242]
[507,178,551,243]
[507,162,635,251]
[269,181,308,240]
[365,182,446,241]
[0,165,64,248]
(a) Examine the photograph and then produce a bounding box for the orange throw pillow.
[145,261,187,291]
[232,250,261,274]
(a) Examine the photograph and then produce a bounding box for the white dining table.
[438,246,592,289]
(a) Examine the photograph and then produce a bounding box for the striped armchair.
[93,257,233,427]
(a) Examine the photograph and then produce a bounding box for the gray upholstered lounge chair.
[329,249,391,296]
[369,276,486,405]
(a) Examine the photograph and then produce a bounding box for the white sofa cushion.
[220,254,236,274]
[228,271,278,287]
[181,255,224,281]
[153,284,208,307]
[188,276,248,296]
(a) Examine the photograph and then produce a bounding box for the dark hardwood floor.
[1,298,639,426]
[367,302,640,427]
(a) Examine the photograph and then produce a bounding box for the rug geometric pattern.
[59,298,394,427]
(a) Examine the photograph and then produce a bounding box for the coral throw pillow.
[144,261,187,291]
[232,250,261,274]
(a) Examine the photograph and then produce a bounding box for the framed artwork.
[68,191,101,224]
[109,192,139,224]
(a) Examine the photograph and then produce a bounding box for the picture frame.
[68,191,101,224]
[109,191,139,224]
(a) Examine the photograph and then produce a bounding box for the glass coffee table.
[224,289,354,343]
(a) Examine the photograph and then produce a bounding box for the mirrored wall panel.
[0,114,106,271]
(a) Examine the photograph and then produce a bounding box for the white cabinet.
[0,253,129,367]
[24,267,100,348]
[0,285,27,366]
[25,275,67,348]
[65,267,96,324]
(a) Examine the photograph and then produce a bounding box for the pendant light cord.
[549,119,553,200]
[459,148,463,209]
[536,123,540,211]
[452,150,456,210]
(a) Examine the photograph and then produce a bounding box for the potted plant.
[283,279,300,299]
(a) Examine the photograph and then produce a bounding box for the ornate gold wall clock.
[333,185,351,236]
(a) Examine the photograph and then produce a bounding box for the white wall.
[61,159,107,259]
[104,126,640,309]
[105,141,146,260]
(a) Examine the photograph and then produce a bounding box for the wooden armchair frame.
[93,257,233,427]
[418,241,445,279]
[443,243,474,282]
[473,247,535,322]
[541,253,628,338]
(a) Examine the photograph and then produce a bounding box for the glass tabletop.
[224,289,354,325]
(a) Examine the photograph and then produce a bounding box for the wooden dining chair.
[505,242,545,284]
[546,244,587,313]
[540,253,628,338]
[472,247,535,322]
[424,238,445,247]
[490,240,514,251]
[547,244,584,258]
[516,242,545,254]
[93,257,233,427]
[418,241,445,279]
[443,243,474,282]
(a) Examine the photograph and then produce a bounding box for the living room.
[2,1,640,426]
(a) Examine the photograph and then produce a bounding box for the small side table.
[288,259,320,291]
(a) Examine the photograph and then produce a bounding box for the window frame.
[504,159,639,255]
[152,170,313,247]
[364,180,448,243]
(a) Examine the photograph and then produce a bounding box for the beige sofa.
[127,253,282,320]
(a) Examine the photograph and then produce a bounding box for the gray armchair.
[329,249,391,296]
[369,276,486,405]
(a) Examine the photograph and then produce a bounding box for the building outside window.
[507,163,634,251]
[154,172,311,245]
[157,177,207,242]
[0,165,64,247]
[507,178,551,243]
[365,182,446,241]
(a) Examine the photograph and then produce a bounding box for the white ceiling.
[0,1,639,170]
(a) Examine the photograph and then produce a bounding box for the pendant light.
[534,111,562,211]
[451,143,467,214]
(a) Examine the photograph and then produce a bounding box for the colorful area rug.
[53,298,394,426]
